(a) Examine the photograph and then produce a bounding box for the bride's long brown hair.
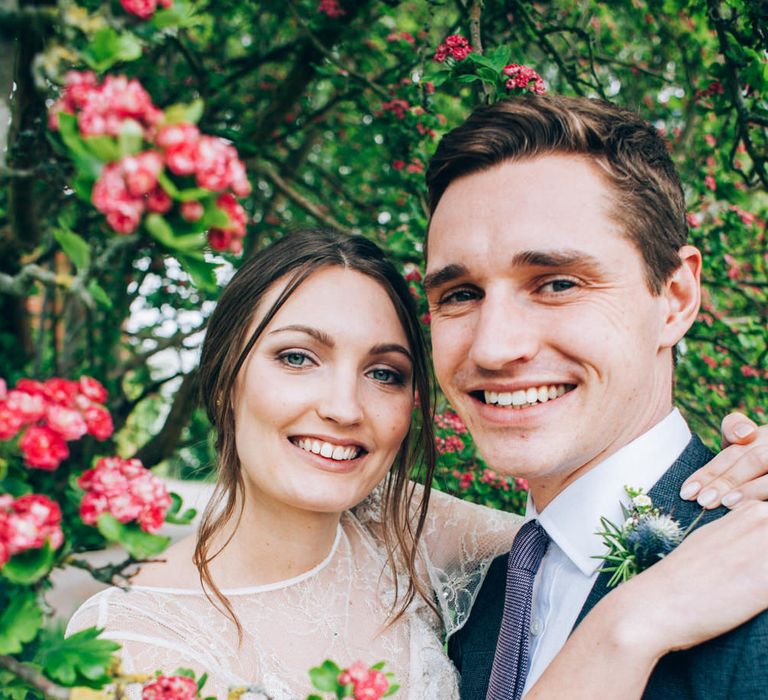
[194,228,437,635]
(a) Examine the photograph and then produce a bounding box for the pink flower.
[82,404,114,440]
[208,227,233,252]
[0,494,63,567]
[79,376,108,404]
[46,405,88,441]
[194,136,237,192]
[686,212,702,229]
[142,675,198,700]
[146,185,172,214]
[19,425,69,470]
[180,200,204,222]
[92,162,146,234]
[0,403,24,440]
[215,192,247,236]
[338,662,390,700]
[434,35,472,62]
[380,99,410,120]
[318,0,345,18]
[120,0,158,19]
[5,390,46,423]
[122,151,164,197]
[403,265,421,282]
[704,174,717,192]
[42,378,79,406]
[503,64,546,95]
[78,456,171,533]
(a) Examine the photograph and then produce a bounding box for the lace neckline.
[129,523,344,596]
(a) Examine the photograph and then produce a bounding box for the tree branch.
[253,161,357,234]
[0,655,70,700]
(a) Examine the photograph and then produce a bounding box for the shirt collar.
[525,408,692,576]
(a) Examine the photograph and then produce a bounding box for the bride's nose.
[316,369,364,425]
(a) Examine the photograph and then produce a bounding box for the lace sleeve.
[418,488,522,637]
[66,589,257,699]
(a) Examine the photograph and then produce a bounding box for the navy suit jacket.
[448,436,768,699]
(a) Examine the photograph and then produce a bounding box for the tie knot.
[508,520,550,573]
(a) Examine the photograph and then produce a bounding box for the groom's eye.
[539,278,577,294]
[438,287,481,305]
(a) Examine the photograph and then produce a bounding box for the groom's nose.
[468,288,541,370]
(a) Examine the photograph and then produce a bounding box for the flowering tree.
[0,0,765,693]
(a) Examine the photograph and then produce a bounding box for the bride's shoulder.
[129,533,200,588]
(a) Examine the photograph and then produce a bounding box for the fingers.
[680,439,768,509]
[720,412,758,448]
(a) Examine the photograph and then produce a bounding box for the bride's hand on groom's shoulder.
[613,500,768,656]
[679,412,768,510]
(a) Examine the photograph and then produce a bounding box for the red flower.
[338,662,390,700]
[502,64,546,95]
[0,493,63,567]
[19,425,69,470]
[78,456,171,533]
[120,0,158,20]
[82,404,114,441]
[434,35,472,62]
[46,405,88,441]
[79,376,108,404]
[42,378,79,406]
[180,200,204,222]
[5,390,46,423]
[0,403,24,440]
[142,675,198,700]
[318,0,345,18]
[122,151,164,197]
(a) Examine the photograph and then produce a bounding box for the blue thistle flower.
[625,513,684,570]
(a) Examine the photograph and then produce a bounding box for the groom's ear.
[658,245,702,349]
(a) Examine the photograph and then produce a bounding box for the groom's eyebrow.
[423,264,469,293]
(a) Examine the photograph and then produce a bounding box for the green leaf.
[72,173,97,202]
[118,119,145,158]
[2,543,56,584]
[38,627,120,688]
[53,229,91,271]
[176,187,211,203]
[309,660,342,692]
[83,135,121,162]
[165,492,197,525]
[176,253,218,292]
[144,214,207,252]
[0,590,43,653]
[57,114,104,180]
[163,99,205,126]
[82,27,143,72]
[151,0,198,29]
[384,683,400,697]
[96,514,169,559]
[87,280,114,309]
[456,74,481,84]
[0,669,35,700]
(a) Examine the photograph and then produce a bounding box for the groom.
[422,96,768,698]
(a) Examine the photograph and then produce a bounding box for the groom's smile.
[425,154,694,509]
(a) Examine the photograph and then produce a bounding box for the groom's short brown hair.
[425,95,688,294]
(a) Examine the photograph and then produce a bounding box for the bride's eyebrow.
[370,343,413,363]
[268,324,334,347]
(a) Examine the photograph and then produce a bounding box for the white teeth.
[483,384,572,408]
[294,438,361,461]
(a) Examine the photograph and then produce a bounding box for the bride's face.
[233,265,415,516]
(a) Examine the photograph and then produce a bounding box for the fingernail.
[722,491,743,508]
[680,482,701,500]
[734,423,755,439]
[697,489,718,507]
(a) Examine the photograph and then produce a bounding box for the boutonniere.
[595,486,704,588]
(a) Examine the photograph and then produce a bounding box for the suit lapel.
[573,435,721,630]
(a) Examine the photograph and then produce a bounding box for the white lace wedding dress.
[66,488,521,699]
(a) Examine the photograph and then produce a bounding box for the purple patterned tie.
[486,519,550,700]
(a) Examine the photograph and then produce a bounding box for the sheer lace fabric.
[67,488,521,699]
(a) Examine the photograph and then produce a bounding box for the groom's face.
[425,154,681,508]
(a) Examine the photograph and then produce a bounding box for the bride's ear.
[658,245,702,348]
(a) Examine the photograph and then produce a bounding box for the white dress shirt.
[522,408,692,692]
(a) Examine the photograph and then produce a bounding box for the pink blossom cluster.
[695,80,724,102]
[142,675,198,700]
[338,661,390,700]
[49,72,251,252]
[502,64,546,95]
[78,456,171,533]
[435,434,465,455]
[380,99,410,120]
[386,31,415,45]
[120,0,172,19]
[452,469,475,490]
[49,71,163,137]
[434,410,467,434]
[0,493,63,568]
[0,376,113,471]
[318,0,345,18]
[479,468,511,491]
[434,35,473,63]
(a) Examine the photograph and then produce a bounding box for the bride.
[68,228,768,699]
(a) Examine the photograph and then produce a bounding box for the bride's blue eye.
[280,352,310,367]
[368,368,402,385]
